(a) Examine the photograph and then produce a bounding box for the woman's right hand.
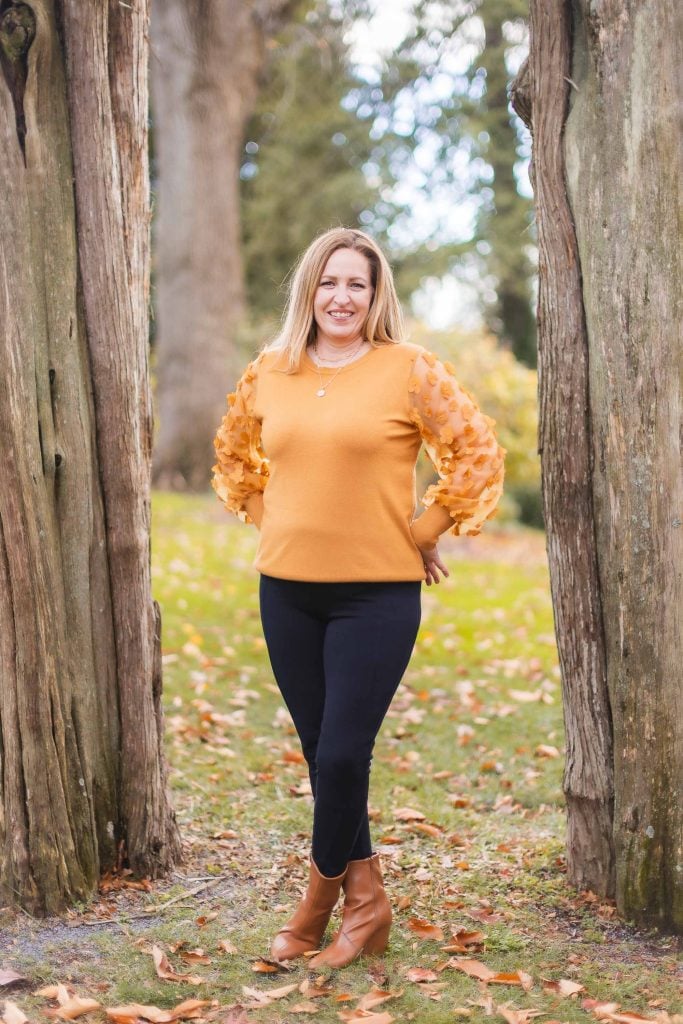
[414,541,449,586]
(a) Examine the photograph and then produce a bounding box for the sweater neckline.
[303,344,380,375]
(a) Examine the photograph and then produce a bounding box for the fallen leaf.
[151,946,203,985]
[179,949,211,966]
[465,906,505,924]
[106,1005,175,1023]
[542,978,585,998]
[393,807,425,822]
[217,939,238,954]
[450,958,495,982]
[407,823,442,839]
[165,1000,212,1020]
[534,744,560,758]
[194,912,218,927]
[49,994,102,1020]
[489,971,534,992]
[36,986,71,999]
[497,1006,545,1024]
[356,988,402,1011]
[252,959,282,974]
[0,973,26,989]
[290,1002,318,1013]
[405,968,439,983]
[338,1012,395,1024]
[407,917,444,941]
[1,1001,28,1024]
[241,982,298,1006]
[442,928,486,953]
[583,1002,658,1024]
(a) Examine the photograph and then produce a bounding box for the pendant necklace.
[312,340,363,397]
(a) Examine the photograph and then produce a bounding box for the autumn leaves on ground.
[1,495,680,1024]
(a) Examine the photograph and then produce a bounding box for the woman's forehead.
[321,248,371,278]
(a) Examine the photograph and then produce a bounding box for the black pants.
[259,574,421,877]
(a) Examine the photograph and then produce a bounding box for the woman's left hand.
[416,543,449,586]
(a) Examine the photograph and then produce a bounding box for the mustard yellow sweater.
[212,342,505,582]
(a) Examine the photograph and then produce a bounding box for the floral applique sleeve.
[211,357,269,526]
[408,349,506,548]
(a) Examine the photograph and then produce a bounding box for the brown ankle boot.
[308,853,391,969]
[270,857,347,962]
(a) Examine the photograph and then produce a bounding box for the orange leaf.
[450,958,495,981]
[498,1008,545,1024]
[489,970,534,991]
[356,987,403,1011]
[407,917,445,941]
[338,1013,395,1024]
[282,750,305,764]
[179,949,211,965]
[1,1002,28,1024]
[217,939,238,954]
[393,807,425,822]
[405,968,439,983]
[541,978,585,998]
[151,946,203,985]
[251,959,281,974]
[534,744,560,758]
[50,996,102,1020]
[407,823,442,839]
[105,1006,174,1023]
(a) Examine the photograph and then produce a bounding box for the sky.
[343,0,531,331]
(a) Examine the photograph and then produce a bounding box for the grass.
[0,492,679,1024]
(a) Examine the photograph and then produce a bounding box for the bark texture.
[514,0,682,931]
[0,0,179,914]
[513,2,615,899]
[564,0,682,931]
[150,0,295,490]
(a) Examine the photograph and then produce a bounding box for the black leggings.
[259,574,421,877]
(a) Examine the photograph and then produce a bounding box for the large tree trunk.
[150,0,294,491]
[563,0,682,931]
[513,0,682,932]
[0,0,179,915]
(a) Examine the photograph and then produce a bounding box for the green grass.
[1,492,679,1024]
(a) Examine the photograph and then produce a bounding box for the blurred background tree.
[150,0,539,519]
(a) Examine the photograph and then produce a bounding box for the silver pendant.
[316,388,326,397]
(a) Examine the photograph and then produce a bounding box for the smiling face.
[312,247,374,347]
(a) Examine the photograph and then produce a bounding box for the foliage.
[344,0,537,364]
[409,321,540,521]
[240,0,392,319]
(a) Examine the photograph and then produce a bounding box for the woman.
[212,227,505,969]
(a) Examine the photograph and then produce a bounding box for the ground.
[0,493,680,1024]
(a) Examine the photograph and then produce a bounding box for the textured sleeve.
[408,348,506,548]
[211,357,269,526]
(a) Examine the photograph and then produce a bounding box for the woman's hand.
[416,542,449,586]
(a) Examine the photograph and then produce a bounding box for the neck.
[314,333,364,353]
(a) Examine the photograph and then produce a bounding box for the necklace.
[312,339,364,364]
[311,340,364,397]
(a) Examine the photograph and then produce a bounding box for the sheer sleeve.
[408,349,505,547]
[211,357,269,526]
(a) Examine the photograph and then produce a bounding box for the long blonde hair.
[267,228,406,371]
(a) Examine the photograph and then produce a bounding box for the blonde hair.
[267,227,406,371]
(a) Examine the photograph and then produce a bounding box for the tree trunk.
[513,0,682,932]
[563,0,682,931]
[150,0,294,491]
[0,0,179,915]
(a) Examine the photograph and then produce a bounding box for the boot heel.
[361,921,391,955]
